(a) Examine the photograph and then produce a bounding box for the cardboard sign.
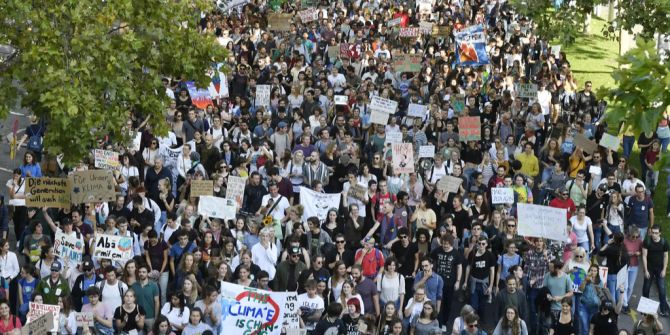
[334,95,348,105]
[418,145,435,158]
[26,302,59,333]
[370,110,390,125]
[393,54,422,73]
[298,8,319,23]
[349,184,368,201]
[54,228,85,263]
[638,297,660,315]
[491,187,515,204]
[419,21,433,35]
[370,96,398,114]
[267,13,293,31]
[407,103,428,118]
[93,149,121,170]
[437,176,463,194]
[599,133,620,151]
[23,310,54,335]
[256,85,271,109]
[518,83,538,98]
[384,132,403,144]
[399,27,421,37]
[574,133,598,154]
[392,143,415,174]
[76,312,94,327]
[517,203,568,241]
[93,234,134,261]
[432,25,451,37]
[458,116,481,141]
[190,180,213,197]
[328,45,340,59]
[226,176,246,209]
[199,196,237,220]
[26,177,71,208]
[387,17,402,27]
[70,170,116,204]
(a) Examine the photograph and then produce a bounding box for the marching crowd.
[0,0,669,334]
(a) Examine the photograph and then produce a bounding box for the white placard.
[384,132,403,144]
[300,187,342,222]
[370,110,389,125]
[518,83,538,99]
[418,145,435,158]
[419,21,433,34]
[370,96,398,114]
[407,103,428,118]
[93,234,134,261]
[226,176,246,210]
[616,265,628,291]
[334,95,348,105]
[256,85,271,109]
[387,17,402,27]
[638,297,660,315]
[26,302,59,333]
[199,196,237,220]
[517,203,568,241]
[588,165,602,176]
[599,133,620,151]
[551,45,561,59]
[491,187,515,204]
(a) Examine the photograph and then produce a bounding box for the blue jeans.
[578,302,598,335]
[625,266,638,307]
[541,167,553,184]
[469,279,489,317]
[603,224,622,246]
[660,137,670,152]
[622,136,635,159]
[527,287,541,335]
[642,269,670,314]
[606,274,620,305]
[638,227,648,241]
[578,241,590,255]
[593,225,603,251]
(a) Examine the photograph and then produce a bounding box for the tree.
[0,0,227,164]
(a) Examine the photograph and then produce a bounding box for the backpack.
[580,283,601,309]
[27,126,43,152]
[99,280,124,301]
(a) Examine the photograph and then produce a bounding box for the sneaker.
[622,306,629,314]
[659,311,669,317]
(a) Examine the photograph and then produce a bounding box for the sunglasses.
[508,225,516,228]
[336,240,346,244]
[468,324,478,328]
[399,235,408,239]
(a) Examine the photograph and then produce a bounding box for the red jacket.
[549,197,576,219]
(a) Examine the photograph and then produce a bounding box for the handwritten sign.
[26,177,71,208]
[458,116,481,141]
[432,25,451,37]
[93,234,134,261]
[419,22,433,35]
[599,133,620,151]
[551,45,561,59]
[491,187,514,204]
[26,302,59,333]
[298,8,319,23]
[190,180,213,197]
[23,310,54,335]
[399,27,421,38]
[393,54,422,73]
[616,265,628,291]
[387,17,402,27]
[517,203,568,241]
[267,13,293,31]
[370,96,398,114]
[328,45,340,59]
[76,312,94,327]
[407,103,427,118]
[256,85,271,109]
[518,83,538,99]
[418,145,435,158]
[574,133,597,154]
[637,297,660,315]
[437,176,463,194]
[54,228,84,263]
[418,0,432,14]
[392,143,415,174]
[370,110,390,125]
[199,196,237,220]
[384,132,403,144]
[93,149,121,170]
[349,184,368,202]
[334,95,348,105]
[69,170,116,204]
[226,176,246,210]
[589,165,602,176]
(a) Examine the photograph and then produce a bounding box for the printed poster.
[256,85,271,109]
[454,25,489,66]
[226,176,246,210]
[458,116,481,141]
[186,81,213,109]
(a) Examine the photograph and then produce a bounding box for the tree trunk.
[583,12,591,34]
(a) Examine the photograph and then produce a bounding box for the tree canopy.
[0,0,227,164]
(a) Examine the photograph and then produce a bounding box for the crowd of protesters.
[0,0,669,334]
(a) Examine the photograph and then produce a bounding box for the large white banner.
[219,282,299,335]
[299,187,341,223]
[198,196,237,220]
[517,203,567,241]
[370,96,398,114]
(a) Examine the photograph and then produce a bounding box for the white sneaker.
[667,212,670,218]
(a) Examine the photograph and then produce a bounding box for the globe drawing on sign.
[570,267,587,289]
[118,238,133,252]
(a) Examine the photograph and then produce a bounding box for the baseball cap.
[82,260,93,271]
[278,121,288,128]
[289,247,301,256]
[51,262,62,272]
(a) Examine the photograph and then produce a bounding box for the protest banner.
[392,54,422,73]
[452,94,466,113]
[574,133,598,154]
[208,67,229,99]
[392,143,415,174]
[616,265,628,290]
[190,180,213,197]
[54,228,84,263]
[432,25,451,37]
[349,184,368,201]
[218,282,299,335]
[93,149,120,170]
[384,132,403,144]
[598,266,608,286]
[407,103,427,118]
[26,177,71,208]
[339,43,361,60]
[387,17,402,27]
[419,22,433,35]
[418,145,435,158]
[23,310,54,335]
[458,116,481,141]
[186,81,213,109]
[298,8,319,23]
[256,85,271,109]
[93,234,134,261]
[334,95,348,105]
[399,27,421,38]
[226,176,246,209]
[370,110,389,125]
[26,302,59,333]
[69,170,116,204]
[569,267,588,293]
[491,187,514,204]
[637,297,660,315]
[517,203,568,241]
[551,45,561,58]
[418,0,432,14]
[518,83,538,99]
[599,133,620,151]
[267,13,293,31]
[76,312,94,328]
[437,176,463,194]
[327,45,340,59]
[217,0,249,11]
[199,196,237,220]
[300,187,342,222]
[455,25,489,66]
[370,96,398,114]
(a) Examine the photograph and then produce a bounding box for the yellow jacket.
[515,152,540,177]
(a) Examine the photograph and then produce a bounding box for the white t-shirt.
[6,178,25,206]
[96,280,128,312]
[298,293,325,330]
[260,194,290,222]
[161,303,190,332]
[376,272,406,303]
[251,242,279,280]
